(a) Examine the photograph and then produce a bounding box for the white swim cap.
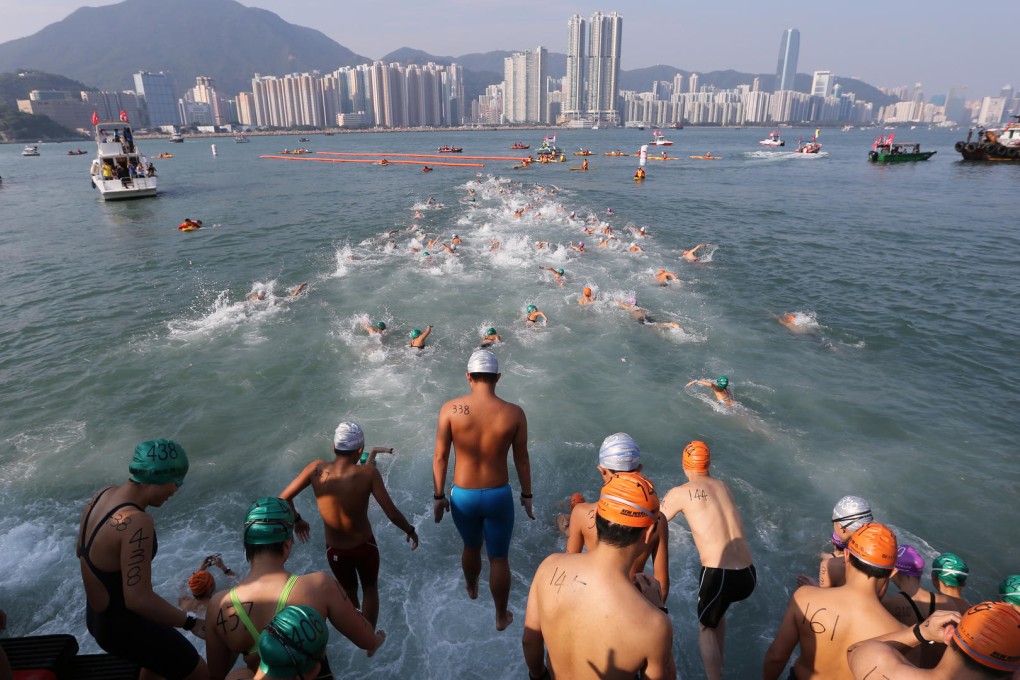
[832,495,873,531]
[333,421,365,451]
[467,349,499,374]
[452,234,459,238]
[598,433,641,471]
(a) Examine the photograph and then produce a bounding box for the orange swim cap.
[597,472,659,528]
[569,492,585,509]
[189,569,216,598]
[953,602,1020,671]
[847,523,897,570]
[583,287,592,296]
[682,440,711,473]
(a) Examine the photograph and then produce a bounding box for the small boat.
[868,135,936,163]
[297,137,310,142]
[169,133,184,143]
[669,121,684,130]
[22,145,40,157]
[535,135,563,157]
[603,150,629,157]
[650,130,673,146]
[795,136,822,154]
[510,142,530,150]
[67,148,87,155]
[759,131,785,147]
[154,153,174,159]
[234,134,250,143]
[90,120,157,200]
[954,115,1020,161]
[437,145,463,153]
[279,148,311,155]
[574,149,593,156]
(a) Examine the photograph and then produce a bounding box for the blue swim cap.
[716,376,729,388]
[129,439,189,487]
[410,329,422,339]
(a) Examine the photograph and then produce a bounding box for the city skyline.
[4,0,1018,98]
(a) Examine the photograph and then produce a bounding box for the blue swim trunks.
[450,484,514,559]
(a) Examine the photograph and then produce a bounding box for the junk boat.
[759,131,785,147]
[89,120,157,200]
[868,134,936,163]
[954,115,1020,161]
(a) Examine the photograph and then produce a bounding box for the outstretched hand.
[433,497,450,523]
[295,518,311,543]
[521,495,535,520]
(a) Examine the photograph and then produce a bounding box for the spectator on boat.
[99,129,108,143]
[102,162,114,180]
[146,163,156,177]
[124,128,135,153]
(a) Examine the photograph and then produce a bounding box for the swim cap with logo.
[486,327,496,336]
[526,305,537,313]
[952,602,1020,672]
[188,570,215,598]
[895,545,924,578]
[129,439,189,487]
[999,575,1020,606]
[831,495,874,532]
[410,329,422,339]
[375,321,386,330]
[598,433,641,472]
[716,376,729,388]
[569,493,585,509]
[333,421,365,451]
[847,523,897,570]
[467,349,499,374]
[682,440,711,473]
[932,553,969,587]
[258,605,329,678]
[243,497,295,545]
[598,472,659,528]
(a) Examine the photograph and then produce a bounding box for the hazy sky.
[6,0,1017,98]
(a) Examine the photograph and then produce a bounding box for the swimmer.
[932,553,971,609]
[362,321,386,335]
[628,243,644,253]
[578,287,597,305]
[629,226,648,238]
[180,554,237,614]
[525,305,547,325]
[606,207,614,214]
[582,226,596,235]
[480,327,501,347]
[1000,575,1020,613]
[598,236,617,248]
[656,269,680,285]
[800,495,875,588]
[248,289,269,301]
[409,325,432,349]
[569,241,586,252]
[440,243,457,254]
[682,243,712,262]
[540,267,565,285]
[422,166,432,172]
[601,224,614,235]
[775,312,815,334]
[246,605,331,680]
[451,234,462,245]
[413,210,423,219]
[289,283,307,298]
[534,241,548,250]
[686,376,734,406]
[426,195,436,205]
[490,240,501,252]
[556,493,586,536]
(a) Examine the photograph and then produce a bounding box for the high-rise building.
[811,71,834,98]
[586,11,622,124]
[503,47,547,123]
[565,15,586,118]
[133,71,180,128]
[775,29,800,92]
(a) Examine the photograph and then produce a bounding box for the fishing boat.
[650,130,673,146]
[89,119,157,200]
[759,131,785,147]
[437,145,463,153]
[510,142,530,150]
[868,134,935,163]
[234,134,250,143]
[954,115,1020,161]
[22,145,41,156]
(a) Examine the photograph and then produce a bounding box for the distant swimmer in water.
[578,287,597,305]
[289,283,307,297]
[686,376,734,405]
[413,210,423,219]
[480,327,501,348]
[682,243,712,262]
[440,243,457,254]
[656,269,680,285]
[534,241,548,250]
[525,305,547,325]
[409,325,432,349]
[248,288,269,301]
[629,226,648,238]
[362,320,387,335]
[616,299,681,329]
[601,224,614,236]
[776,312,814,334]
[569,241,586,252]
[451,234,462,245]
[599,236,617,248]
[540,267,565,286]
[426,196,437,205]
[606,207,614,215]
[490,240,501,252]
[178,218,203,231]
[628,243,645,253]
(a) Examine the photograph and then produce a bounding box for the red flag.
[91,111,99,125]
[872,134,882,150]
[886,132,894,146]
[119,109,128,122]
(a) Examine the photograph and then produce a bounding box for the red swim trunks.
[326,540,379,593]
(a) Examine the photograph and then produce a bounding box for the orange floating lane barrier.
[315,151,525,162]
[260,155,484,168]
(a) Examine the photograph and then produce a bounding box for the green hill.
[0,69,97,107]
[0,104,81,142]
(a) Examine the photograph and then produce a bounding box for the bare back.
[662,475,752,569]
[438,386,526,489]
[308,460,376,549]
[527,552,673,679]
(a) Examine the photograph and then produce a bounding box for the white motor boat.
[90,121,157,200]
[650,130,673,146]
[759,131,785,147]
[22,145,41,156]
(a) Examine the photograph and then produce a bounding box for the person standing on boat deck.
[77,439,208,680]
[660,440,755,680]
[523,472,675,680]
[279,422,418,628]
[433,349,534,631]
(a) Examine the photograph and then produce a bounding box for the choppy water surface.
[1,128,1017,678]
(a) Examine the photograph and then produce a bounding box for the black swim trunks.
[697,564,757,628]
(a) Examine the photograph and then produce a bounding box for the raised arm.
[279,460,318,543]
[370,468,418,549]
[511,408,534,520]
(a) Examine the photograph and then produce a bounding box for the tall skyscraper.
[565,15,586,118]
[811,71,833,98]
[586,11,622,124]
[133,71,180,127]
[503,47,547,123]
[775,29,800,92]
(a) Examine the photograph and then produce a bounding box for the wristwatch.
[183,612,198,631]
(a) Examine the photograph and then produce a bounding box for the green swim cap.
[129,439,189,487]
[375,321,386,330]
[243,497,295,545]
[932,552,969,587]
[527,305,537,313]
[486,327,496,336]
[999,575,1020,606]
[716,376,729,388]
[410,329,422,339]
[258,605,328,678]
[422,251,430,257]
[556,268,564,275]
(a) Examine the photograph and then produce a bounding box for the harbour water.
[1,128,1017,678]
